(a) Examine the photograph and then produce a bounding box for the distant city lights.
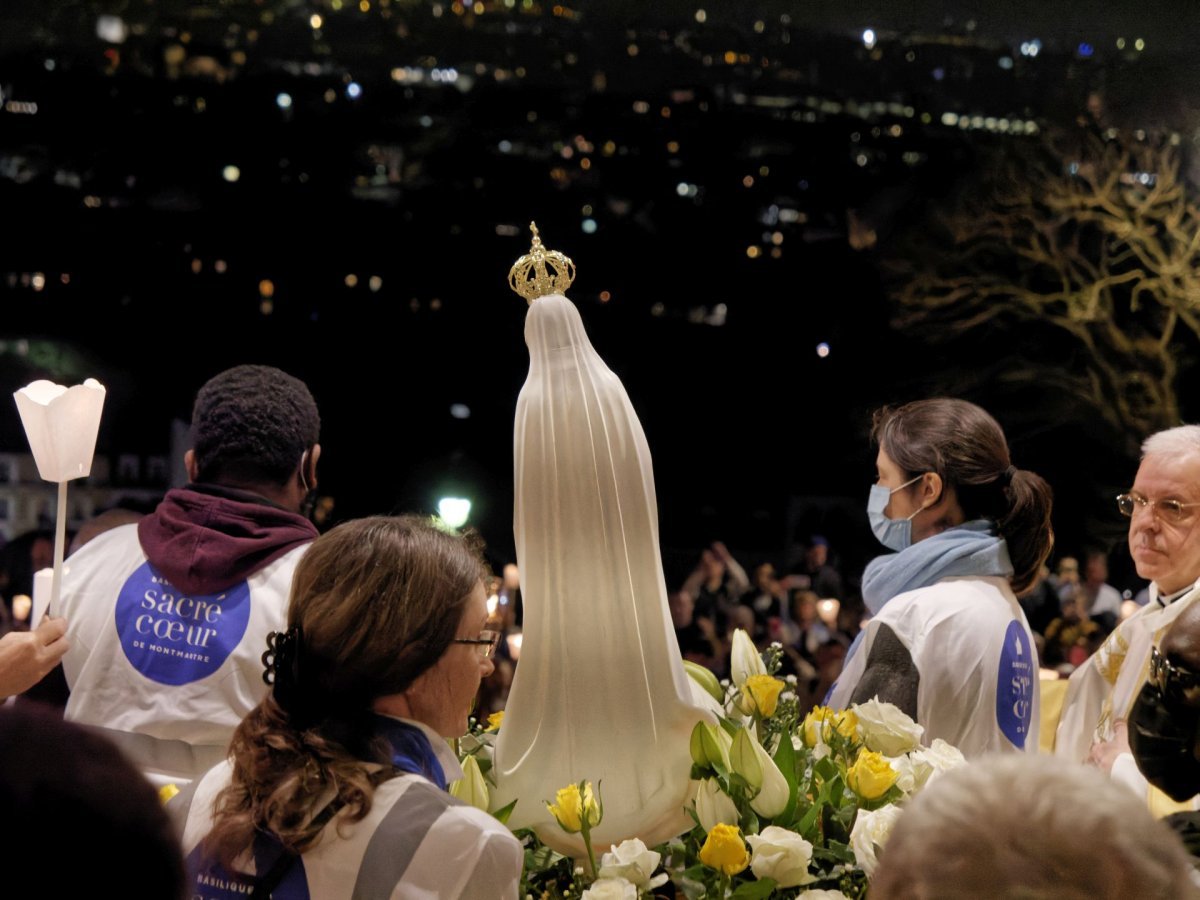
[275,92,293,109]
[862,29,876,49]
[816,342,831,358]
[695,9,707,23]
[1019,39,1041,57]
[346,82,362,99]
[1135,38,1145,51]
[309,14,323,29]
[450,404,471,419]
[222,165,240,182]
[96,15,129,44]
[1077,43,1094,58]
[581,218,597,234]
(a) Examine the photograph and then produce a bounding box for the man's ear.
[184,449,200,483]
[302,444,321,492]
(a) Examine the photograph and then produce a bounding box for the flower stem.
[581,820,598,879]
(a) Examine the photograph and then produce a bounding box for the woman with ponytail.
[827,399,1054,757]
[173,515,523,899]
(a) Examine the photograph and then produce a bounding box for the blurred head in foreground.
[0,704,185,899]
[870,754,1198,900]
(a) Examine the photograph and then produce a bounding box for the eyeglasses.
[453,629,501,659]
[1116,491,1200,525]
[1149,646,1200,707]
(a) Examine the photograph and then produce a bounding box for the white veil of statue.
[492,282,712,857]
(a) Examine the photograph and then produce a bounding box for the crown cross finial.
[508,221,576,303]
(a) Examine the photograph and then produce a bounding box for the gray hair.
[1142,425,1200,462]
[870,755,1198,900]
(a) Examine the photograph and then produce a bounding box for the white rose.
[746,825,816,888]
[852,698,924,756]
[694,777,740,833]
[597,839,661,887]
[798,891,851,899]
[849,803,903,877]
[883,754,916,794]
[910,738,966,789]
[581,877,638,900]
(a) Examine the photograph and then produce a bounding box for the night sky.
[0,0,1196,585]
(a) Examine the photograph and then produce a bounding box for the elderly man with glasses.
[1055,425,1200,814]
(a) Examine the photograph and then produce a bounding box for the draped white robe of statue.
[492,293,712,856]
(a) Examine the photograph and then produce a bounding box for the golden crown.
[508,222,575,303]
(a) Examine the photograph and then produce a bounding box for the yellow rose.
[832,708,859,740]
[580,781,602,828]
[847,749,899,801]
[742,674,785,718]
[547,780,602,834]
[484,710,504,732]
[699,823,750,876]
[547,783,584,832]
[801,706,858,747]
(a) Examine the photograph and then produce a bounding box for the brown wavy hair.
[873,398,1054,595]
[204,515,486,867]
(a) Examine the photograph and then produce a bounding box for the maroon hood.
[137,486,318,595]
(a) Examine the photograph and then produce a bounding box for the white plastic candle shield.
[14,378,106,613]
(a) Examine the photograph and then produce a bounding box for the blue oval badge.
[114,562,251,685]
[996,620,1034,748]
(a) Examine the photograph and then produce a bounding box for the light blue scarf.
[860,519,1013,615]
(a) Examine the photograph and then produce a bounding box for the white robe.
[828,576,1039,758]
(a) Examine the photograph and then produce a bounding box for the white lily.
[694,777,739,832]
[447,754,490,812]
[729,727,789,818]
[730,628,768,714]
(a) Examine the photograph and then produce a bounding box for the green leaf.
[739,806,760,835]
[675,872,711,900]
[814,756,838,781]
[731,877,778,899]
[491,799,518,825]
[795,800,821,838]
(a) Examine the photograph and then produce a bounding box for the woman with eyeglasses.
[827,398,1054,757]
[173,516,522,899]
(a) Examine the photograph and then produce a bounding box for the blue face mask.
[867,474,926,551]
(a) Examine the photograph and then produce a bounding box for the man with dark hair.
[52,365,321,786]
